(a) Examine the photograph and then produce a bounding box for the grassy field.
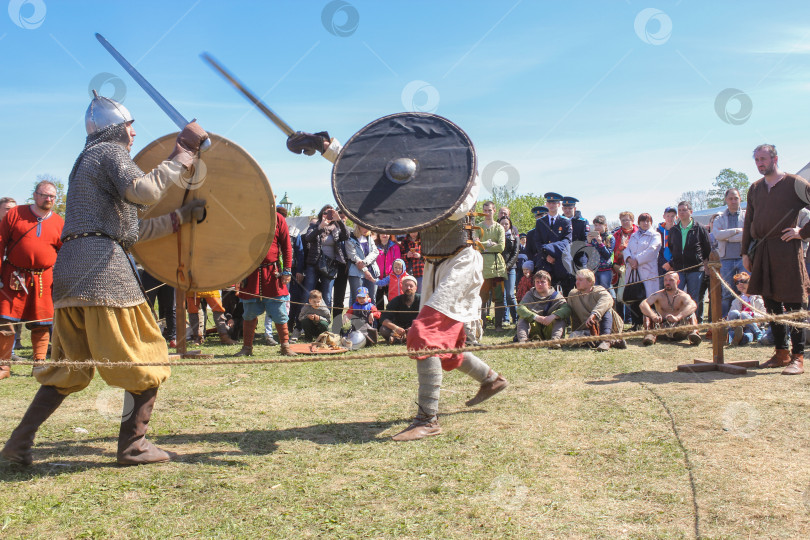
[2,327,810,539]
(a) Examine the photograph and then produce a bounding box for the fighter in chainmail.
[1,92,208,467]
[287,130,510,442]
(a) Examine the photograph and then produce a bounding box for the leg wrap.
[416,356,442,418]
[213,311,230,334]
[242,319,258,348]
[275,322,290,345]
[458,352,496,383]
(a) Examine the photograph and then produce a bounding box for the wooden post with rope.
[677,251,758,374]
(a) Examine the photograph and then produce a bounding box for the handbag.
[316,253,338,279]
[621,268,647,304]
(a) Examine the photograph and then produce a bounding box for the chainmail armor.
[420,218,469,260]
[53,123,147,307]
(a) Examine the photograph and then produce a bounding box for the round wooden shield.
[332,112,476,234]
[132,133,275,292]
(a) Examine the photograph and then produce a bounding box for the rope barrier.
[709,267,810,330]
[6,309,809,368]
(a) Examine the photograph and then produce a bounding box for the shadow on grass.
[0,410,485,478]
[586,366,773,386]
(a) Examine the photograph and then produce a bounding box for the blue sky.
[2,0,810,222]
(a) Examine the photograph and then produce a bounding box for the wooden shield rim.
[131,132,275,291]
[331,112,477,234]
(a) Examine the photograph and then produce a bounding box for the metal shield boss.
[131,133,276,291]
[332,112,477,234]
[570,241,601,272]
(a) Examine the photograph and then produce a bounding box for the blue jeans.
[678,271,704,310]
[503,268,517,323]
[595,270,614,298]
[304,264,335,309]
[348,275,377,304]
[720,258,745,317]
[727,310,760,343]
[599,309,613,336]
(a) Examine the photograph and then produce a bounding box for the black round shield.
[332,112,476,234]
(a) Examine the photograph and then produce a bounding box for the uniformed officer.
[532,193,572,288]
[562,196,591,291]
[561,196,590,242]
[523,205,547,271]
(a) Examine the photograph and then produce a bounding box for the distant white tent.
[692,202,747,226]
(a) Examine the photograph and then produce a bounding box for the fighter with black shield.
[286,114,510,442]
[1,91,208,467]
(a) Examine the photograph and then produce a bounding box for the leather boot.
[188,311,203,345]
[1,385,67,466]
[276,323,297,356]
[782,354,804,375]
[0,365,9,380]
[233,319,257,357]
[760,349,791,368]
[213,312,236,345]
[465,369,509,406]
[117,388,175,465]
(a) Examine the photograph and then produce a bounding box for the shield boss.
[332,112,476,234]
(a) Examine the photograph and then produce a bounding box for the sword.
[95,33,211,152]
[200,52,295,136]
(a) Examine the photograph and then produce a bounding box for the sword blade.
[201,52,295,136]
[96,34,190,130]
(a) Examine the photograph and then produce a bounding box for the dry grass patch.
[1,333,810,538]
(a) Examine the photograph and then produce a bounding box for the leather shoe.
[392,415,441,441]
[466,371,509,406]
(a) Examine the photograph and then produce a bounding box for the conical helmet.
[85,90,133,135]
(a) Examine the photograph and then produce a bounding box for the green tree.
[707,168,750,207]
[476,186,545,233]
[290,205,303,217]
[28,174,67,216]
[677,189,710,211]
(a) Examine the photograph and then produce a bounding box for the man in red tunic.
[233,211,296,356]
[0,181,64,380]
[742,144,810,375]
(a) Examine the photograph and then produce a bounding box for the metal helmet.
[340,330,367,351]
[85,90,133,135]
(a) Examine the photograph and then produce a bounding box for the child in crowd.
[298,289,332,341]
[365,258,409,304]
[344,287,381,343]
[727,272,765,346]
[515,260,535,304]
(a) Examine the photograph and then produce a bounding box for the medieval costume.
[236,211,296,356]
[0,205,63,374]
[1,92,208,466]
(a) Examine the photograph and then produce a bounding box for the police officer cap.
[561,196,579,207]
[544,192,563,203]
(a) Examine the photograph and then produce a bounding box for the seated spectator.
[557,269,625,352]
[344,286,381,344]
[638,271,701,346]
[401,231,424,292]
[379,275,421,344]
[516,260,534,304]
[727,273,765,346]
[298,289,332,341]
[367,258,408,301]
[515,270,567,347]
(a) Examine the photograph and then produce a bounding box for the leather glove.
[175,199,207,225]
[286,131,330,156]
[168,121,209,167]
